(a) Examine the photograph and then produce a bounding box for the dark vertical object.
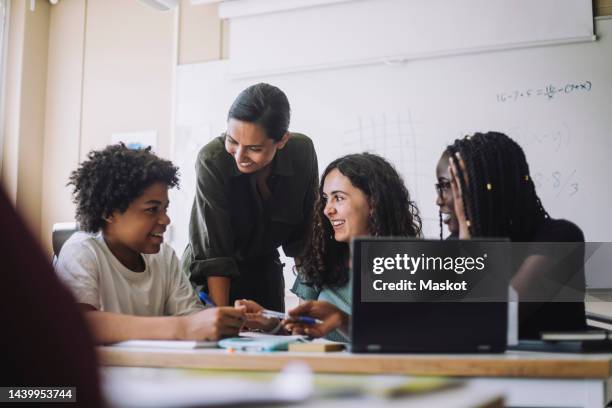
[0,186,103,407]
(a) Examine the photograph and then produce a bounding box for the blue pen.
[261,309,323,325]
[198,291,216,307]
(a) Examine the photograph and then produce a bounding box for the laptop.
[350,237,509,353]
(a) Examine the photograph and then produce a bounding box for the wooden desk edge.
[97,348,612,379]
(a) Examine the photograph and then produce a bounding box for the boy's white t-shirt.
[55,231,204,316]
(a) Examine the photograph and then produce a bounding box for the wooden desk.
[98,347,612,407]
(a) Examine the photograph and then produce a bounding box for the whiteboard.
[171,18,612,287]
[226,0,594,77]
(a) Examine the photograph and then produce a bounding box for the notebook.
[510,339,612,353]
[218,334,307,352]
[541,330,608,341]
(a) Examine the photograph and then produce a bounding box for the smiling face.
[322,168,372,243]
[103,182,171,268]
[436,153,459,235]
[224,118,288,174]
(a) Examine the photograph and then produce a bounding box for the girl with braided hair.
[238,153,422,340]
[435,132,586,339]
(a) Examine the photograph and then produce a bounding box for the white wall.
[41,0,86,254]
[39,0,180,253]
[1,0,50,239]
[80,0,177,159]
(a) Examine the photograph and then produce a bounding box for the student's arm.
[187,148,240,306]
[511,255,556,302]
[207,276,231,307]
[512,221,585,303]
[80,304,244,344]
[284,301,349,338]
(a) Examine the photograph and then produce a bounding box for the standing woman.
[182,83,318,310]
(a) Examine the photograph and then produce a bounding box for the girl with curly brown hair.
[238,153,421,340]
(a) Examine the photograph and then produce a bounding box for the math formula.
[496,80,592,103]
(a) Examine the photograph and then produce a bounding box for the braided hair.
[299,153,422,288]
[442,132,548,241]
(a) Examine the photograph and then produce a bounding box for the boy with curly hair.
[55,144,244,344]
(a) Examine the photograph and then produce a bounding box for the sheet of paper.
[238,331,307,341]
[110,340,217,349]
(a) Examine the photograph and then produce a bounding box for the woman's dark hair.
[442,131,548,241]
[227,83,291,142]
[68,144,179,233]
[299,153,422,288]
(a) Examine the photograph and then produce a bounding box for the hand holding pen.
[234,299,323,333]
[261,309,323,325]
[284,300,349,338]
[234,299,283,332]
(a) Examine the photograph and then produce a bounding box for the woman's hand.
[234,299,280,332]
[284,301,348,338]
[449,153,471,239]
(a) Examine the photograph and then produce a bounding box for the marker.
[261,309,323,325]
[198,291,216,307]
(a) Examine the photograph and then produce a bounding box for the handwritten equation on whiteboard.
[533,170,579,198]
[509,123,579,199]
[496,80,592,103]
[509,122,571,152]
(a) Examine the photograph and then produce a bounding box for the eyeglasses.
[435,181,452,198]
